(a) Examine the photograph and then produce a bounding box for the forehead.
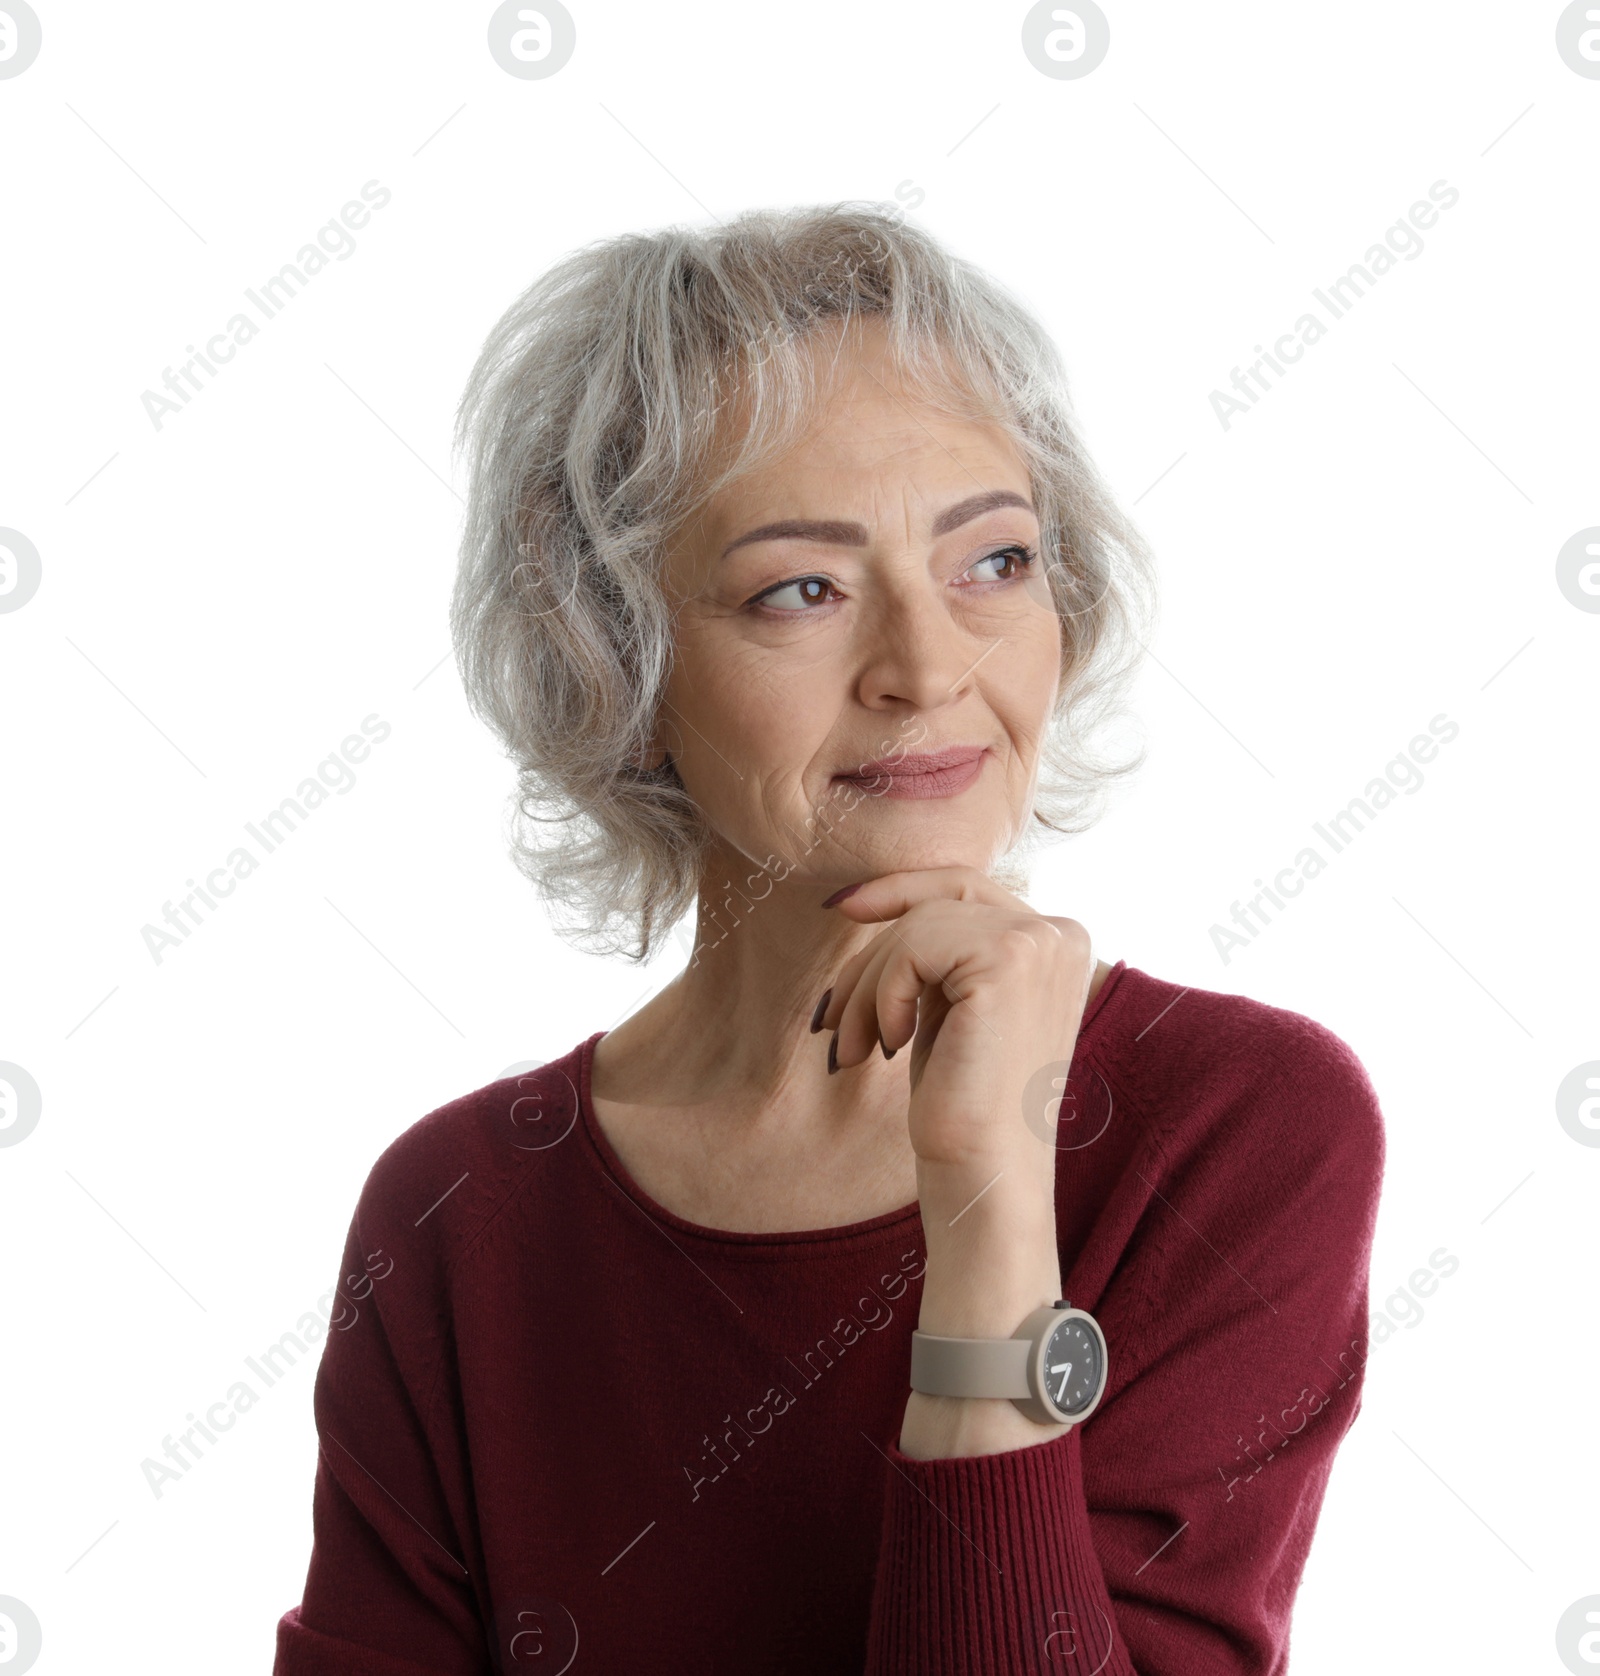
[695,318,1029,530]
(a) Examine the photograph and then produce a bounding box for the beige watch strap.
[908,1329,1034,1399]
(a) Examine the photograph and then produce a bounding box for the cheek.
[669,655,832,807]
[996,623,1065,721]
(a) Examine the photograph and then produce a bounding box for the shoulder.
[1089,965,1386,1198]
[305,1044,596,1414]
[344,1039,593,1279]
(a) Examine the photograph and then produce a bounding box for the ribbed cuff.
[863,1421,1137,1675]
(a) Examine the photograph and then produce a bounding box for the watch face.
[1043,1315,1103,1418]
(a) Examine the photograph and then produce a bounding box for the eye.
[748,575,840,613]
[964,543,1037,586]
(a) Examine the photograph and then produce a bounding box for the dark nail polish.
[827,1031,839,1075]
[820,882,863,909]
[810,988,832,1033]
[880,1031,896,1061]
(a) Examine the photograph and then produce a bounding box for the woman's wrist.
[898,1390,1071,1460]
[903,1260,1070,1457]
[915,1161,1060,1338]
[916,1247,1060,1338]
[901,1160,1066,1458]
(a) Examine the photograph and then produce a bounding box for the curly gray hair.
[450,202,1157,963]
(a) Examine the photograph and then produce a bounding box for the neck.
[604,866,893,1121]
[591,854,1111,1132]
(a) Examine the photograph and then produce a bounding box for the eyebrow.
[718,489,1036,561]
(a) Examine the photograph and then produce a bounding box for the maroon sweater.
[273,960,1384,1674]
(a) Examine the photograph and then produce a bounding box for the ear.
[630,719,670,772]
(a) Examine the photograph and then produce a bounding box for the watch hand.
[1050,1361,1073,1402]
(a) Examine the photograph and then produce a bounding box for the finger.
[826,903,1032,1069]
[816,917,903,1053]
[822,864,1027,923]
[827,935,906,1070]
[817,894,1045,1037]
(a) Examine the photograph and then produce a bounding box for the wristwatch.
[909,1299,1108,1426]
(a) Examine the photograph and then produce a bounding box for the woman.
[274,205,1384,1674]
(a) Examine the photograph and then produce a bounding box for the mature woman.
[274,205,1384,1674]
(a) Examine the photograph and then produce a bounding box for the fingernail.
[880,1030,896,1061]
[810,988,833,1034]
[820,883,863,908]
[827,1031,839,1075]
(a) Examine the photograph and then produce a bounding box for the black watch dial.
[1043,1315,1103,1417]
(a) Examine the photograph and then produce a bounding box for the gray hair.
[450,202,1158,963]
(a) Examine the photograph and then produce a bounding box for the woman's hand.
[812,866,1098,1456]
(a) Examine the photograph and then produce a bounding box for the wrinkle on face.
[649,315,1062,885]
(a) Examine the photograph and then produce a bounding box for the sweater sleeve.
[861,1025,1386,1675]
[273,1194,489,1676]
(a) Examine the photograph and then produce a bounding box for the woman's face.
[653,317,1064,888]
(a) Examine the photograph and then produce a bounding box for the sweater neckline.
[573,958,1131,1251]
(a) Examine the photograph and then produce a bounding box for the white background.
[2,1,1596,1670]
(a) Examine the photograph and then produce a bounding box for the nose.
[849,570,987,714]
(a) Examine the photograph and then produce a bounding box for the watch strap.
[908,1330,1032,1400]
[908,1301,1107,1427]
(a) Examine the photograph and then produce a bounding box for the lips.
[838,746,987,780]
